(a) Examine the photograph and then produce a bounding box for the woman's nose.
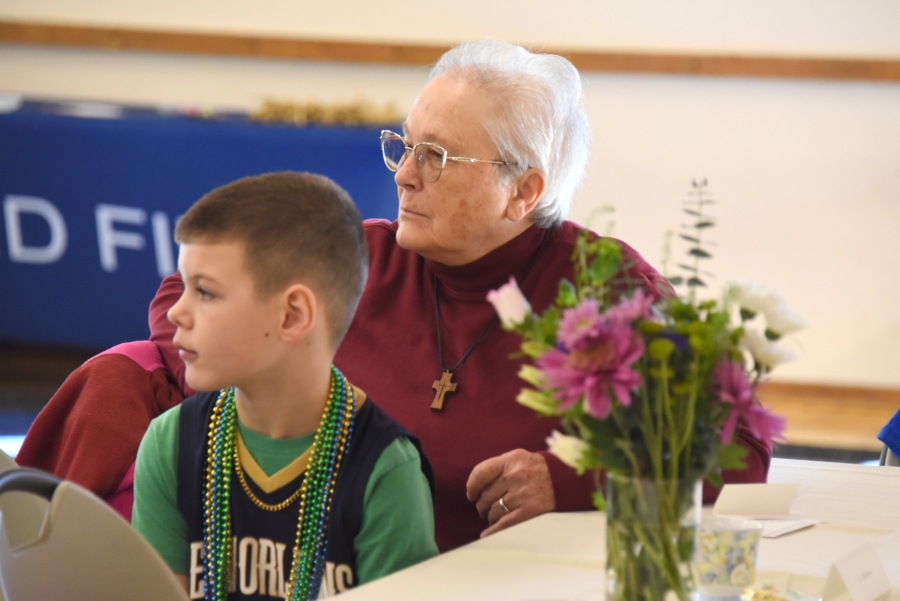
[394,150,422,191]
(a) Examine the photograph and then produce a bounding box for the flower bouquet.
[487,229,804,601]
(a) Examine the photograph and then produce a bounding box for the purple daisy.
[558,299,604,351]
[538,319,645,419]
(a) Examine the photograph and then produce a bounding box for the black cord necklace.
[429,229,552,410]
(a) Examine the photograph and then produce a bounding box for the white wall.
[1,1,899,387]
[576,74,900,387]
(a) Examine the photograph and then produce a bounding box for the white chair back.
[0,451,51,601]
[0,468,188,601]
[0,450,48,548]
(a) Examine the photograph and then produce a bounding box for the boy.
[133,172,437,600]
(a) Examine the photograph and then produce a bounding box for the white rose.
[727,279,782,316]
[487,277,531,328]
[741,329,797,369]
[765,301,808,337]
[545,430,591,469]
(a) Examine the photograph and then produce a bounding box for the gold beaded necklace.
[202,365,356,601]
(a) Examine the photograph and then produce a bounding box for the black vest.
[177,392,434,600]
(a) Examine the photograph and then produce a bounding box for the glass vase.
[605,474,702,601]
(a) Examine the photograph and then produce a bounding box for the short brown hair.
[175,171,367,346]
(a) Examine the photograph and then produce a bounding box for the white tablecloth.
[339,459,900,600]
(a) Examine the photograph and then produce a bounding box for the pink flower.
[742,404,787,448]
[537,320,644,419]
[558,299,603,351]
[606,289,655,324]
[558,292,653,352]
[713,360,786,446]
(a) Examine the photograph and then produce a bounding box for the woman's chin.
[395,221,432,254]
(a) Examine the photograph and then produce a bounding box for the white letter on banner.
[151,211,175,277]
[95,204,146,272]
[3,195,68,264]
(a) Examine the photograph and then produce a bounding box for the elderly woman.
[147,40,771,551]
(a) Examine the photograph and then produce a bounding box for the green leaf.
[684,209,702,217]
[668,276,684,285]
[739,308,757,321]
[586,239,622,283]
[695,221,716,228]
[557,279,577,307]
[688,248,712,258]
[679,234,700,243]
[687,277,706,287]
[717,442,749,471]
[764,328,781,341]
[592,489,607,512]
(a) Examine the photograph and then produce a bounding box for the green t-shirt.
[133,404,437,586]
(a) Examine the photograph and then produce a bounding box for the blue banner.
[0,101,399,349]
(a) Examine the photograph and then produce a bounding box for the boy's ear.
[280,283,317,343]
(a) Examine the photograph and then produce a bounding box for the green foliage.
[557,279,578,308]
[505,226,765,486]
[666,179,718,299]
[717,442,750,471]
[573,234,622,299]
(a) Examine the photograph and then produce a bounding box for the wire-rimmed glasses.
[380,130,512,183]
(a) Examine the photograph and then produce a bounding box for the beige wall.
[2,0,900,55]
[1,1,899,387]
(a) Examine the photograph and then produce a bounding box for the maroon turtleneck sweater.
[149,219,771,551]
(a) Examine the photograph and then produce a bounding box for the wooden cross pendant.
[431,371,457,411]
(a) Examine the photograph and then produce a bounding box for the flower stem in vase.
[605,474,701,601]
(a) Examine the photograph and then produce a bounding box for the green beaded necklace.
[202,365,356,601]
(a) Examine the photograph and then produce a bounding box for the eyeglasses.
[380,130,512,183]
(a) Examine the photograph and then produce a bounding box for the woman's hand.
[466,449,556,538]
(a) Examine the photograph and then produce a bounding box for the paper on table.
[761,518,821,538]
[713,483,800,518]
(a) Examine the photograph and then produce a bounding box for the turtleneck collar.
[424,224,549,297]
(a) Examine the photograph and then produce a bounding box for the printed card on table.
[822,544,890,601]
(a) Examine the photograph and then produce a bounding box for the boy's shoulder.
[350,397,434,497]
[143,401,184,447]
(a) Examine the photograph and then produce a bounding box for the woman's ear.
[506,168,548,223]
[280,283,317,343]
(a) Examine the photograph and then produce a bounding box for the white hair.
[430,40,590,228]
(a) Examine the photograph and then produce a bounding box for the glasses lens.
[415,143,446,183]
[381,134,408,172]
